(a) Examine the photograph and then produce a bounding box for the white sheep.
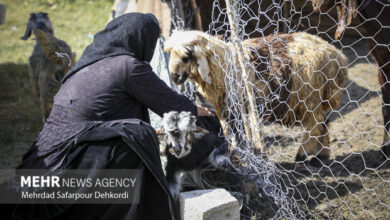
[164,30,348,164]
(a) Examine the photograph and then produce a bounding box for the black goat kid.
[161,111,233,200]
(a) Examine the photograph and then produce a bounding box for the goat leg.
[296,112,324,163]
[310,122,331,167]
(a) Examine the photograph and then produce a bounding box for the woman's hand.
[197,105,215,117]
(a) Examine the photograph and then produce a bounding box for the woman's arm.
[126,62,213,117]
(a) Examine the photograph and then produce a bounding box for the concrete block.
[180,188,240,220]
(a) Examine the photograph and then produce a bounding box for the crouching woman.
[3,13,212,220]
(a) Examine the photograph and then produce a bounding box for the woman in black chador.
[5,13,212,219]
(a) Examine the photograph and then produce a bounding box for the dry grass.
[0,0,113,168]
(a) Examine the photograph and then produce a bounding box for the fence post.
[224,0,262,152]
[189,0,203,31]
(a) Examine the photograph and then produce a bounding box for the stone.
[180,188,240,220]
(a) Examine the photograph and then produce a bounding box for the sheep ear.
[197,55,211,84]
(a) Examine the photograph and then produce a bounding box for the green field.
[0,0,113,168]
[0,0,113,63]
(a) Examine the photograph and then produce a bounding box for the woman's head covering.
[62,12,160,83]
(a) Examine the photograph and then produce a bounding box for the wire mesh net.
[166,0,390,219]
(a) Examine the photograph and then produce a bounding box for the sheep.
[164,30,348,165]
[21,12,75,123]
[160,111,234,200]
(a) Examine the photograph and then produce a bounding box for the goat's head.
[164,30,212,85]
[21,12,54,41]
[161,111,209,158]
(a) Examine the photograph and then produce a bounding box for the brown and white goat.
[21,12,75,123]
[164,30,348,164]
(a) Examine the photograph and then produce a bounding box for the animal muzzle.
[171,72,188,84]
[173,146,182,156]
[169,145,183,157]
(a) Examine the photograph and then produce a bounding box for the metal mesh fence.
[166,0,390,219]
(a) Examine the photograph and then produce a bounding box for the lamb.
[160,111,234,200]
[21,12,75,123]
[164,30,348,165]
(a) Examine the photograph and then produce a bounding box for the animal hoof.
[380,144,390,160]
[295,153,307,163]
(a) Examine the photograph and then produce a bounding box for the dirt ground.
[1,36,389,219]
